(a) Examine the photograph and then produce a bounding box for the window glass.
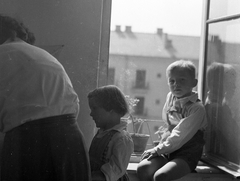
[207,19,240,44]
[209,0,240,19]
[204,18,240,167]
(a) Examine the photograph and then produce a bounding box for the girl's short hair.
[0,14,35,44]
[88,85,129,117]
[166,60,196,79]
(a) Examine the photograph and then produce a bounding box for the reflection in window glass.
[207,18,240,44]
[204,19,240,165]
[209,0,240,19]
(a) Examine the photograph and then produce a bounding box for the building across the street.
[108,26,200,143]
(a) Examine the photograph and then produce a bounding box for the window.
[209,0,240,19]
[157,73,162,78]
[135,70,146,88]
[200,0,240,177]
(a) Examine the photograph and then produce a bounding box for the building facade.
[108,26,201,142]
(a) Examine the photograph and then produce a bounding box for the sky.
[111,0,204,36]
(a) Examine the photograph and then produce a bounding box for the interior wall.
[0,0,111,148]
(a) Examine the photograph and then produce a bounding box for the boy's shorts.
[165,130,205,171]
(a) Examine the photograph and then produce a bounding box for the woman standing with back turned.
[0,14,91,181]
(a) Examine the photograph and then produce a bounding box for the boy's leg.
[153,158,191,181]
[137,156,168,181]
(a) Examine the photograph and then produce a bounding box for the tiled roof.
[110,31,200,60]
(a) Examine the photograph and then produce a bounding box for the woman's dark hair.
[88,85,129,117]
[0,14,35,44]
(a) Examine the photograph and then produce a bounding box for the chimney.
[125,26,132,33]
[163,33,171,49]
[115,25,121,32]
[208,35,220,43]
[163,33,168,43]
[157,28,163,36]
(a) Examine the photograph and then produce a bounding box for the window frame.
[199,0,240,177]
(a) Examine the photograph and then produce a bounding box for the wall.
[0,0,111,148]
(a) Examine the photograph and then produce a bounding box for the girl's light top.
[95,120,134,181]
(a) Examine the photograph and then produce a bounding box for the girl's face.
[88,98,111,130]
[167,68,197,99]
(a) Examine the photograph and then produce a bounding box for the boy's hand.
[141,148,158,160]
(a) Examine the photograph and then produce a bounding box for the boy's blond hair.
[166,60,196,79]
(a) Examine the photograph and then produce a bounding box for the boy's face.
[88,97,111,130]
[167,67,197,99]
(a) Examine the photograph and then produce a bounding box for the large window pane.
[204,18,240,169]
[209,0,240,19]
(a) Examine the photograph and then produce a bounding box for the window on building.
[157,73,161,78]
[135,70,146,88]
